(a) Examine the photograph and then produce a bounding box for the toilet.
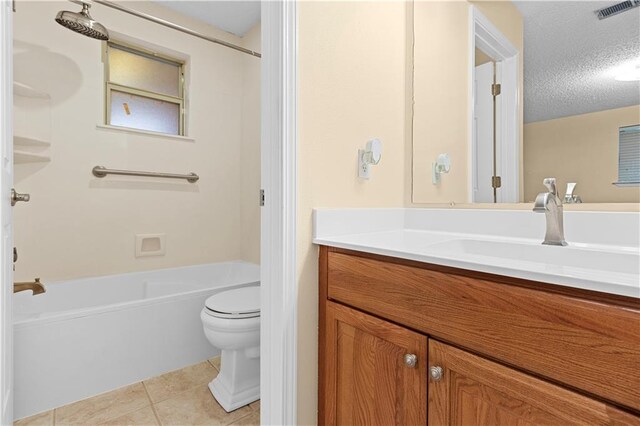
[201,285,260,412]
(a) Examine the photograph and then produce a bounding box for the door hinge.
[491,176,502,189]
[491,83,501,97]
[259,189,265,206]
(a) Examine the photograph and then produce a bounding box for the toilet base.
[208,348,260,412]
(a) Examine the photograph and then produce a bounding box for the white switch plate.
[135,234,166,257]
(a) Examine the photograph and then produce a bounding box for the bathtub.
[13,261,260,420]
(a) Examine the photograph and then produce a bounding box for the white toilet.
[201,285,260,412]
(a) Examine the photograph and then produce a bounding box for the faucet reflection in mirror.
[533,178,567,246]
[432,153,451,184]
[563,182,582,204]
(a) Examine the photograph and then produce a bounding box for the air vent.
[595,0,640,19]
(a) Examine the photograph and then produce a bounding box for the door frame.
[0,0,12,424]
[260,1,298,425]
[0,1,300,424]
[468,6,520,203]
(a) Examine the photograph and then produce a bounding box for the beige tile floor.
[14,357,260,426]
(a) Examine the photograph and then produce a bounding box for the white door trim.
[0,1,13,424]
[468,5,520,203]
[260,1,298,425]
[0,2,300,424]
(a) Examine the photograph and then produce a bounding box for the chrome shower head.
[55,2,109,41]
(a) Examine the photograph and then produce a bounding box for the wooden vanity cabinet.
[428,339,637,425]
[323,302,427,425]
[318,246,640,425]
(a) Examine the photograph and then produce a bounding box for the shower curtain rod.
[92,0,262,58]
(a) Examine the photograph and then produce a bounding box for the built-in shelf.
[13,82,50,99]
[14,150,50,164]
[14,135,50,148]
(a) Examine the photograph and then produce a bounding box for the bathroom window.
[105,41,185,136]
[616,125,640,186]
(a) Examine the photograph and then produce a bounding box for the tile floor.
[14,357,260,426]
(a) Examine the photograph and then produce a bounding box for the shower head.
[55,2,109,41]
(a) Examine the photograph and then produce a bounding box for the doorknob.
[11,188,30,206]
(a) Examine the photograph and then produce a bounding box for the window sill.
[612,182,640,187]
[96,124,195,142]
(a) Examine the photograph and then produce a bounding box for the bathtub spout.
[14,278,46,295]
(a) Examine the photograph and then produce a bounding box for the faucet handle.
[543,178,557,195]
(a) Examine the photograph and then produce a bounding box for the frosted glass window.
[109,91,180,135]
[109,45,181,97]
[105,41,185,136]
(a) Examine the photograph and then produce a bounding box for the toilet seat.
[204,286,260,319]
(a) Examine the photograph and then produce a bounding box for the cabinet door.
[428,339,640,425]
[322,302,427,426]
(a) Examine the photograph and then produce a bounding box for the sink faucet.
[14,278,46,295]
[533,178,567,246]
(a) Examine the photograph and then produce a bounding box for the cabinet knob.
[404,353,417,368]
[429,366,444,381]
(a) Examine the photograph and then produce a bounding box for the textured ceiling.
[157,1,260,37]
[513,1,640,123]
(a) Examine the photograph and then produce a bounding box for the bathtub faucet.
[14,278,46,295]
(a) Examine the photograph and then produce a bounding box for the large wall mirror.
[411,1,640,206]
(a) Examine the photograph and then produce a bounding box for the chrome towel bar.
[92,166,199,183]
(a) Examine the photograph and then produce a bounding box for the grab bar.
[92,166,199,183]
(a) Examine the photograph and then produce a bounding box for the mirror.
[411,1,640,205]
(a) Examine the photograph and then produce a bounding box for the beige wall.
[240,24,262,264]
[524,105,640,203]
[412,1,523,203]
[297,2,409,423]
[13,1,260,281]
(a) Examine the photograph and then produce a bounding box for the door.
[323,301,427,426]
[428,339,639,425]
[473,61,496,203]
[0,1,13,424]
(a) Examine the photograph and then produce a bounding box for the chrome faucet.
[14,278,46,295]
[533,178,567,246]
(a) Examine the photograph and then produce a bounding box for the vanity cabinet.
[324,302,427,425]
[318,246,640,425]
[428,339,636,425]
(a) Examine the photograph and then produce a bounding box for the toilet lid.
[205,286,260,319]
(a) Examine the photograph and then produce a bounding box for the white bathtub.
[13,261,260,420]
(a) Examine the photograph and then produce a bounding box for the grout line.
[208,356,221,372]
[141,381,154,405]
[149,403,163,426]
[48,383,151,425]
[225,409,257,426]
[142,381,163,426]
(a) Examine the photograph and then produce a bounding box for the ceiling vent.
[595,0,640,19]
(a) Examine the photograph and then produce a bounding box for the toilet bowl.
[201,285,260,412]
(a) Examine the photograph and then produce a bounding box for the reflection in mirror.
[412,1,640,205]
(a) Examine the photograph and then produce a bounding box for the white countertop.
[313,209,640,299]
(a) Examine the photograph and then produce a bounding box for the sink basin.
[427,239,640,276]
